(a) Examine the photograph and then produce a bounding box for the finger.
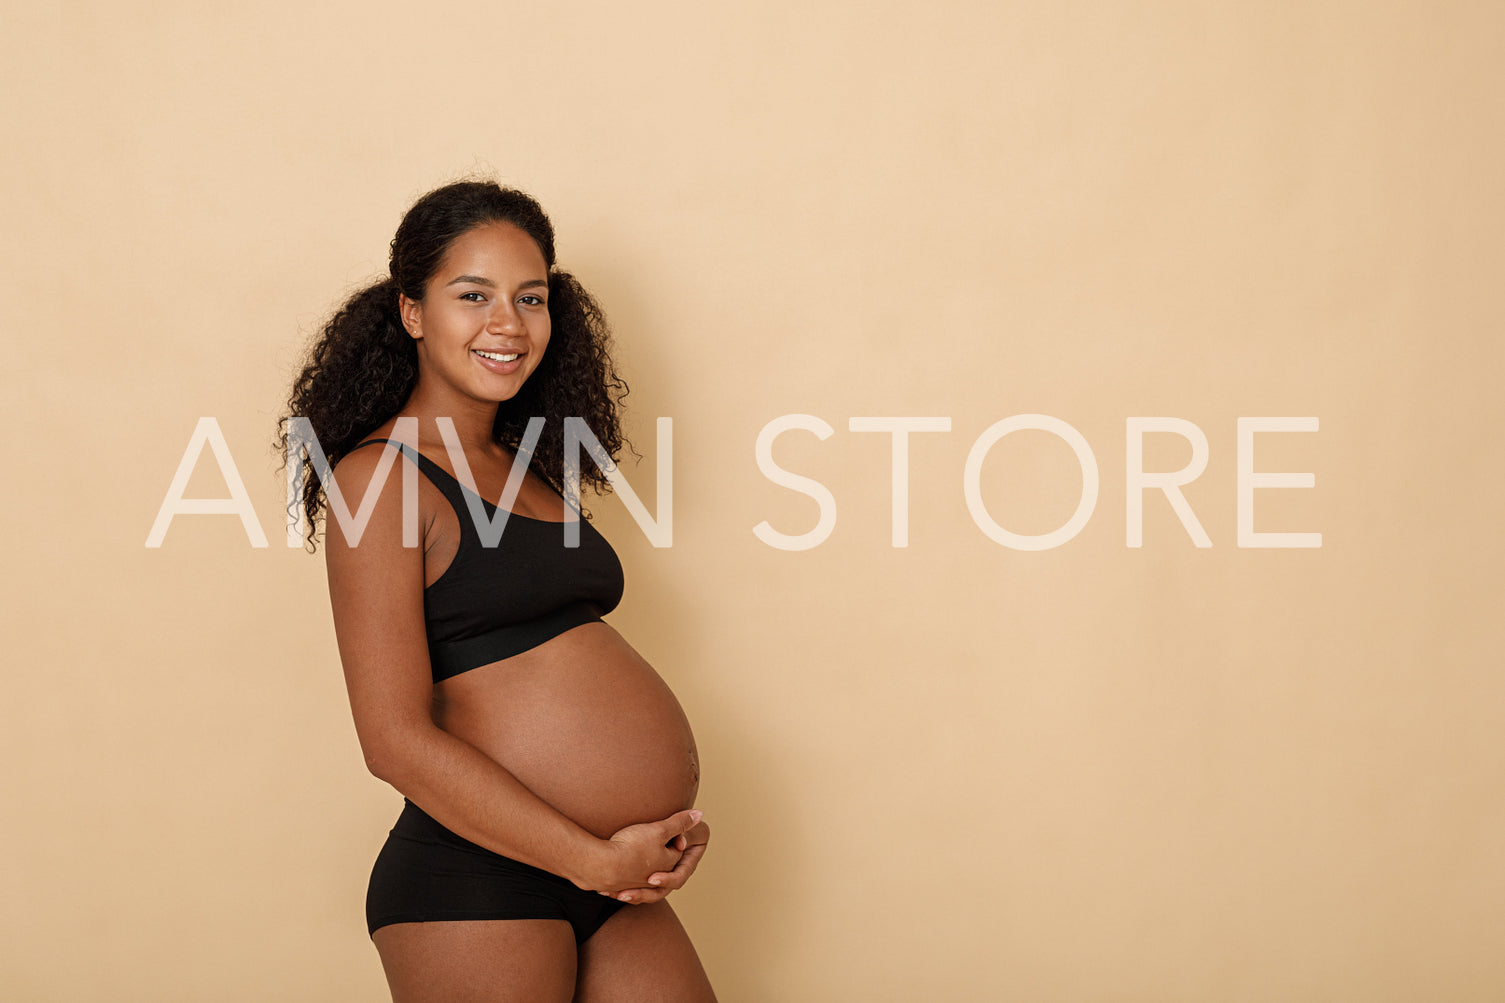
[653,808,703,843]
[652,843,686,873]
[617,889,646,904]
[615,826,685,870]
[677,837,709,866]
[646,852,694,885]
[664,820,707,849]
[618,887,670,905]
[645,841,708,891]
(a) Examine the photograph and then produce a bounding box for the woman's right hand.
[581,808,703,899]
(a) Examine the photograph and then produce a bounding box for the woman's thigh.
[574,901,716,1003]
[373,918,577,1003]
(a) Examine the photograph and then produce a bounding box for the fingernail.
[689,810,703,823]
[649,877,662,886]
[618,893,633,902]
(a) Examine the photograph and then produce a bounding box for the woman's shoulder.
[323,435,424,542]
[331,436,401,486]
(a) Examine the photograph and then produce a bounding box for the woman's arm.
[324,446,698,894]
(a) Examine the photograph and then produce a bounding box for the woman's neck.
[392,383,504,457]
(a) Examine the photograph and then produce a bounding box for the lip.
[472,348,525,375]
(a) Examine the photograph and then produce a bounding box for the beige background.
[4,1,1503,999]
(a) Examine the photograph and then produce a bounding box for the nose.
[487,301,523,334]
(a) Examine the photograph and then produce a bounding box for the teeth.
[474,350,520,362]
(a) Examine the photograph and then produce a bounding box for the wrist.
[558,831,610,890]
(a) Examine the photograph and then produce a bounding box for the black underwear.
[366,800,628,943]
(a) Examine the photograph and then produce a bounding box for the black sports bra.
[349,438,625,682]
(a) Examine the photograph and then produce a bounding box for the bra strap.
[349,438,582,546]
[349,438,473,527]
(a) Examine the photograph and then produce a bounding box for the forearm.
[367,722,604,887]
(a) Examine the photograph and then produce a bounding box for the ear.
[398,293,423,340]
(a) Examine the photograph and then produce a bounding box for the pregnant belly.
[432,621,700,839]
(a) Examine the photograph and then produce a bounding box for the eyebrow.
[444,275,549,290]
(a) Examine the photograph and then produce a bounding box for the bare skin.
[326,222,715,1000]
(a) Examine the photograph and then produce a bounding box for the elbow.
[358,724,432,787]
[364,749,399,785]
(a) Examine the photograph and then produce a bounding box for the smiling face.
[399,221,552,404]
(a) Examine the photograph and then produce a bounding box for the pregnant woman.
[279,180,714,1001]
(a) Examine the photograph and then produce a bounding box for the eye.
[519,295,546,306]
[460,291,487,302]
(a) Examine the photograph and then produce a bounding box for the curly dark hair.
[276,180,632,551]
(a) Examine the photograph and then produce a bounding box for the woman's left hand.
[609,819,711,905]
